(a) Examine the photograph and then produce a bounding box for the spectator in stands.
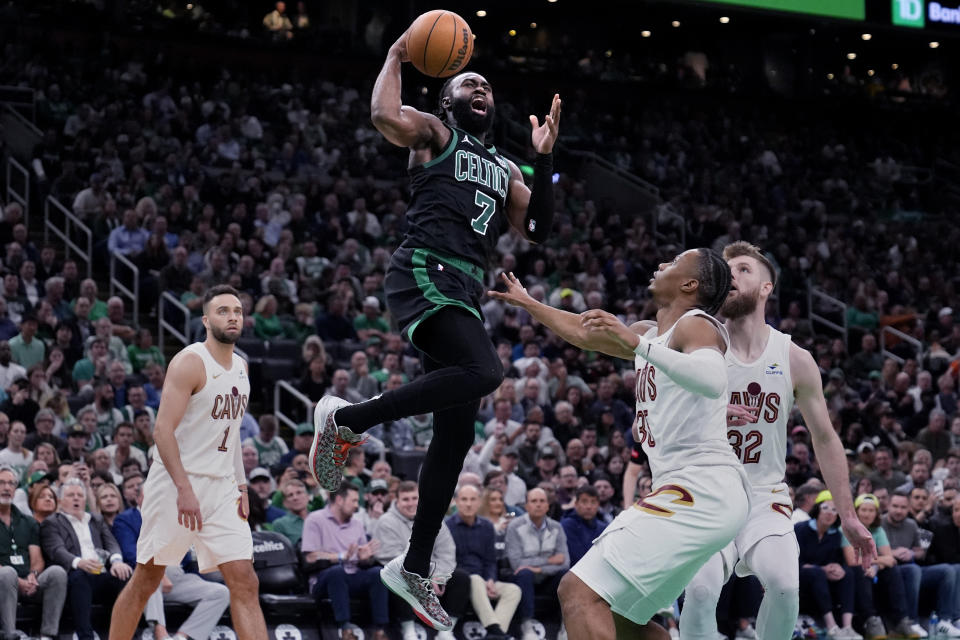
[104,423,147,479]
[111,482,230,640]
[72,338,109,394]
[375,481,468,640]
[327,369,365,404]
[107,209,149,258]
[10,314,44,370]
[61,424,90,464]
[561,486,606,566]
[86,318,132,374]
[446,484,519,640]
[0,465,67,640]
[263,1,293,39]
[95,483,123,528]
[41,277,72,323]
[587,377,633,433]
[28,484,57,524]
[143,364,164,409]
[506,488,569,640]
[354,297,388,344]
[883,490,960,633]
[795,491,857,637]
[301,482,388,640]
[71,173,110,220]
[298,354,330,401]
[272,424,310,468]
[108,360,131,409]
[250,295,283,341]
[270,479,311,546]
[0,301,18,343]
[1,276,29,328]
[0,342,25,393]
[0,421,32,480]
[869,446,906,494]
[285,303,317,344]
[40,478,132,640]
[243,414,288,469]
[159,247,193,297]
[24,409,61,450]
[315,295,357,342]
[84,380,124,444]
[356,478,390,536]
[105,298,135,344]
[927,499,960,630]
[897,461,937,494]
[918,409,952,463]
[122,386,155,427]
[120,474,144,510]
[347,351,379,400]
[247,467,285,524]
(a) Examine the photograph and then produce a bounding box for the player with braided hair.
[490,248,749,640]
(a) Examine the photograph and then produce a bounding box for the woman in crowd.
[796,491,857,638]
[95,482,123,527]
[28,483,58,523]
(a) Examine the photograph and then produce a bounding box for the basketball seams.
[424,11,445,76]
[439,13,458,77]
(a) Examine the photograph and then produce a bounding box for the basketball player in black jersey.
[308,27,561,631]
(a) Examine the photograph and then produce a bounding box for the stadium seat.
[389,450,426,482]
[268,339,301,361]
[237,338,268,363]
[251,531,317,617]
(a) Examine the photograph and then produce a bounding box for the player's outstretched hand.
[727,404,759,427]
[177,487,203,531]
[841,518,878,572]
[488,272,535,309]
[530,94,562,155]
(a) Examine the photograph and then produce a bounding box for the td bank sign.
[894,0,960,27]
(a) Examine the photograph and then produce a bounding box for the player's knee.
[688,582,720,607]
[472,361,503,396]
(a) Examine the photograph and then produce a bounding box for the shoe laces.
[332,433,367,466]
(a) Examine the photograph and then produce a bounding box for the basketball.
[406,9,474,78]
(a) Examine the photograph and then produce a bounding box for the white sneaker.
[826,627,844,640]
[938,620,960,637]
[310,395,365,491]
[736,625,758,640]
[910,623,929,638]
[379,556,453,631]
[844,628,864,640]
[520,619,543,640]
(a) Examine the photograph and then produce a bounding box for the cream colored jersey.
[725,327,794,488]
[151,342,249,482]
[635,309,742,483]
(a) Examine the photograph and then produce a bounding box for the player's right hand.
[727,404,759,426]
[177,487,203,531]
[390,30,410,63]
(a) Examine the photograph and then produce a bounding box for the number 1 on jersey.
[218,426,230,452]
[471,190,496,235]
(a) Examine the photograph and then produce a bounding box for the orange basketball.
[406,10,474,78]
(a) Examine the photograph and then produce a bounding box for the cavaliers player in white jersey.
[491,248,750,640]
[678,242,876,640]
[109,285,267,640]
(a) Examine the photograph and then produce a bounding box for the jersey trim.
[406,248,482,351]
[421,128,460,169]
[417,247,484,283]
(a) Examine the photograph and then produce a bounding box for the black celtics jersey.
[404,126,511,268]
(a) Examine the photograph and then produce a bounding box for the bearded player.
[109,285,266,640]
[491,248,750,640]
[678,242,876,640]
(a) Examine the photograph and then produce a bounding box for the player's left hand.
[110,561,133,580]
[237,490,249,521]
[529,94,562,154]
[581,309,640,352]
[841,518,878,571]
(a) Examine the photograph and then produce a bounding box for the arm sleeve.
[522,154,555,243]
[634,336,726,399]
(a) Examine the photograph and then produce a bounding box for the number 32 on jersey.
[728,429,763,464]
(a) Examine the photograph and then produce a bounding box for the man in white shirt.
[0,342,26,392]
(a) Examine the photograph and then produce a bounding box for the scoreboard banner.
[893,0,960,27]
[695,0,866,20]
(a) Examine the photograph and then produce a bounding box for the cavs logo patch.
[634,484,694,518]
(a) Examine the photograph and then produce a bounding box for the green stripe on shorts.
[407,248,482,351]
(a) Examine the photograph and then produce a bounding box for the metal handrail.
[880,325,925,368]
[274,380,314,433]
[2,102,41,137]
[808,284,848,345]
[565,149,660,199]
[44,196,92,279]
[110,252,140,323]
[5,157,29,229]
[158,291,191,352]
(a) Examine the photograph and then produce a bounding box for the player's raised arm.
[153,350,205,530]
[505,94,561,243]
[792,342,877,570]
[370,30,447,150]
[487,272,635,360]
